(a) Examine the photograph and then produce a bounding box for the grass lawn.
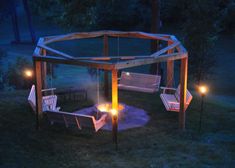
[0,89,234,168]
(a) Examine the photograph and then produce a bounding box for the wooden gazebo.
[33,31,189,130]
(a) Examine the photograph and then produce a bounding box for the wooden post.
[179,57,188,130]
[166,41,174,87]
[34,60,43,130]
[42,49,47,89]
[103,35,109,98]
[112,69,118,149]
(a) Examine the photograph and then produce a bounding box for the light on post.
[199,85,208,96]
[24,69,33,78]
[198,84,208,133]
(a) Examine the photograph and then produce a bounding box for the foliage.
[28,0,151,31]
[28,0,62,20]
[95,0,150,30]
[182,0,219,83]
[5,57,33,89]
[161,0,188,24]
[217,0,235,34]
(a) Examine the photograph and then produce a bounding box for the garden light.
[24,69,33,78]
[198,84,208,133]
[199,85,208,96]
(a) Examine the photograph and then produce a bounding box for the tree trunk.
[22,0,36,43]
[150,0,161,75]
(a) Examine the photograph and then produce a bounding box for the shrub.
[5,57,33,89]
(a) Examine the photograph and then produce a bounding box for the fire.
[96,103,124,114]
[97,103,111,112]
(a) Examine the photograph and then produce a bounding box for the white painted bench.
[28,85,60,112]
[160,85,193,112]
[46,110,107,132]
[118,72,161,93]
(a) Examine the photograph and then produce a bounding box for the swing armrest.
[42,88,56,92]
[160,87,176,94]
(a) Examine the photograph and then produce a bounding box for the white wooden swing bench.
[118,71,161,93]
[46,110,107,132]
[28,85,60,112]
[28,85,107,132]
[160,85,193,112]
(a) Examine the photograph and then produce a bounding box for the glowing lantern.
[199,85,208,96]
[24,69,33,78]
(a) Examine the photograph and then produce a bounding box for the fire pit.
[95,102,128,120]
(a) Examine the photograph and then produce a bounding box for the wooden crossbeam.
[43,31,173,45]
[115,52,187,70]
[33,55,115,70]
[38,44,74,59]
[151,41,180,57]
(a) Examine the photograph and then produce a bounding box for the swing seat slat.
[46,110,107,132]
[118,71,161,93]
[160,85,193,112]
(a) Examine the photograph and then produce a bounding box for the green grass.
[0,90,234,168]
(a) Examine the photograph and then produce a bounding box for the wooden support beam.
[33,55,115,70]
[151,41,180,57]
[103,35,109,99]
[112,69,118,149]
[42,49,47,89]
[115,52,186,70]
[166,41,174,87]
[112,69,118,111]
[38,44,74,59]
[179,57,188,130]
[34,60,43,130]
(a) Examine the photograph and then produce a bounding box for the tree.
[149,0,161,75]
[5,57,33,89]
[183,0,218,84]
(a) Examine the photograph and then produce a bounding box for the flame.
[97,103,124,115]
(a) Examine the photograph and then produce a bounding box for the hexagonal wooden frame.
[33,30,189,130]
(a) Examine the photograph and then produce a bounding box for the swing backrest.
[28,85,58,112]
[120,71,161,91]
[28,85,36,111]
[174,85,193,104]
[77,114,96,130]
[47,111,81,128]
